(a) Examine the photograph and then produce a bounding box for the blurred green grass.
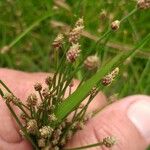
[0,0,150,96]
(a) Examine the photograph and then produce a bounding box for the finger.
[66,95,150,150]
[0,138,32,150]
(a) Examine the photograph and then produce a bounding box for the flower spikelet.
[103,136,116,147]
[66,43,81,63]
[26,119,38,134]
[69,18,84,43]
[39,126,53,138]
[137,0,150,9]
[101,67,119,86]
[84,55,100,70]
[52,33,64,49]
[27,93,38,106]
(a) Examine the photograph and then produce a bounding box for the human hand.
[0,68,150,150]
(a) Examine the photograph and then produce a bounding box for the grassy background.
[0,1,149,98]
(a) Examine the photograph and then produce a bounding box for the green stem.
[51,45,68,89]
[0,88,4,97]
[120,7,138,22]
[95,28,111,48]
[16,104,31,118]
[64,141,103,150]
[0,80,30,114]
[6,102,39,150]
[0,80,12,93]
[39,91,44,101]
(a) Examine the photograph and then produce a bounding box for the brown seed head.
[101,67,119,86]
[52,139,59,145]
[111,20,120,30]
[48,114,57,122]
[38,138,46,148]
[66,130,73,140]
[26,119,38,134]
[60,138,66,146]
[27,93,38,106]
[84,112,94,122]
[99,9,107,20]
[52,33,64,49]
[69,26,84,43]
[111,67,119,79]
[34,82,42,91]
[73,121,84,130]
[101,74,112,86]
[55,129,62,136]
[66,43,81,63]
[90,87,98,96]
[52,129,62,141]
[103,136,116,147]
[60,121,66,129]
[37,102,44,111]
[75,18,84,27]
[39,126,53,138]
[84,55,100,70]
[42,88,51,99]
[137,0,150,9]
[53,146,59,150]
[68,18,84,43]
[45,76,52,86]
[71,122,78,129]
[19,130,25,137]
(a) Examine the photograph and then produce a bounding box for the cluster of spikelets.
[3,80,94,150]
[3,76,116,150]
[1,18,119,150]
[137,0,150,9]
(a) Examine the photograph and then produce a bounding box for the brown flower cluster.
[101,67,119,86]
[3,75,97,150]
[137,0,150,9]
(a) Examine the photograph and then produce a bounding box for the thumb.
[66,95,150,150]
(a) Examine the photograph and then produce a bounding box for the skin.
[0,68,150,150]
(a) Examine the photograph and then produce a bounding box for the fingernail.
[128,99,150,142]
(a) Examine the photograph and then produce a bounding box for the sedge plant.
[0,1,150,150]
